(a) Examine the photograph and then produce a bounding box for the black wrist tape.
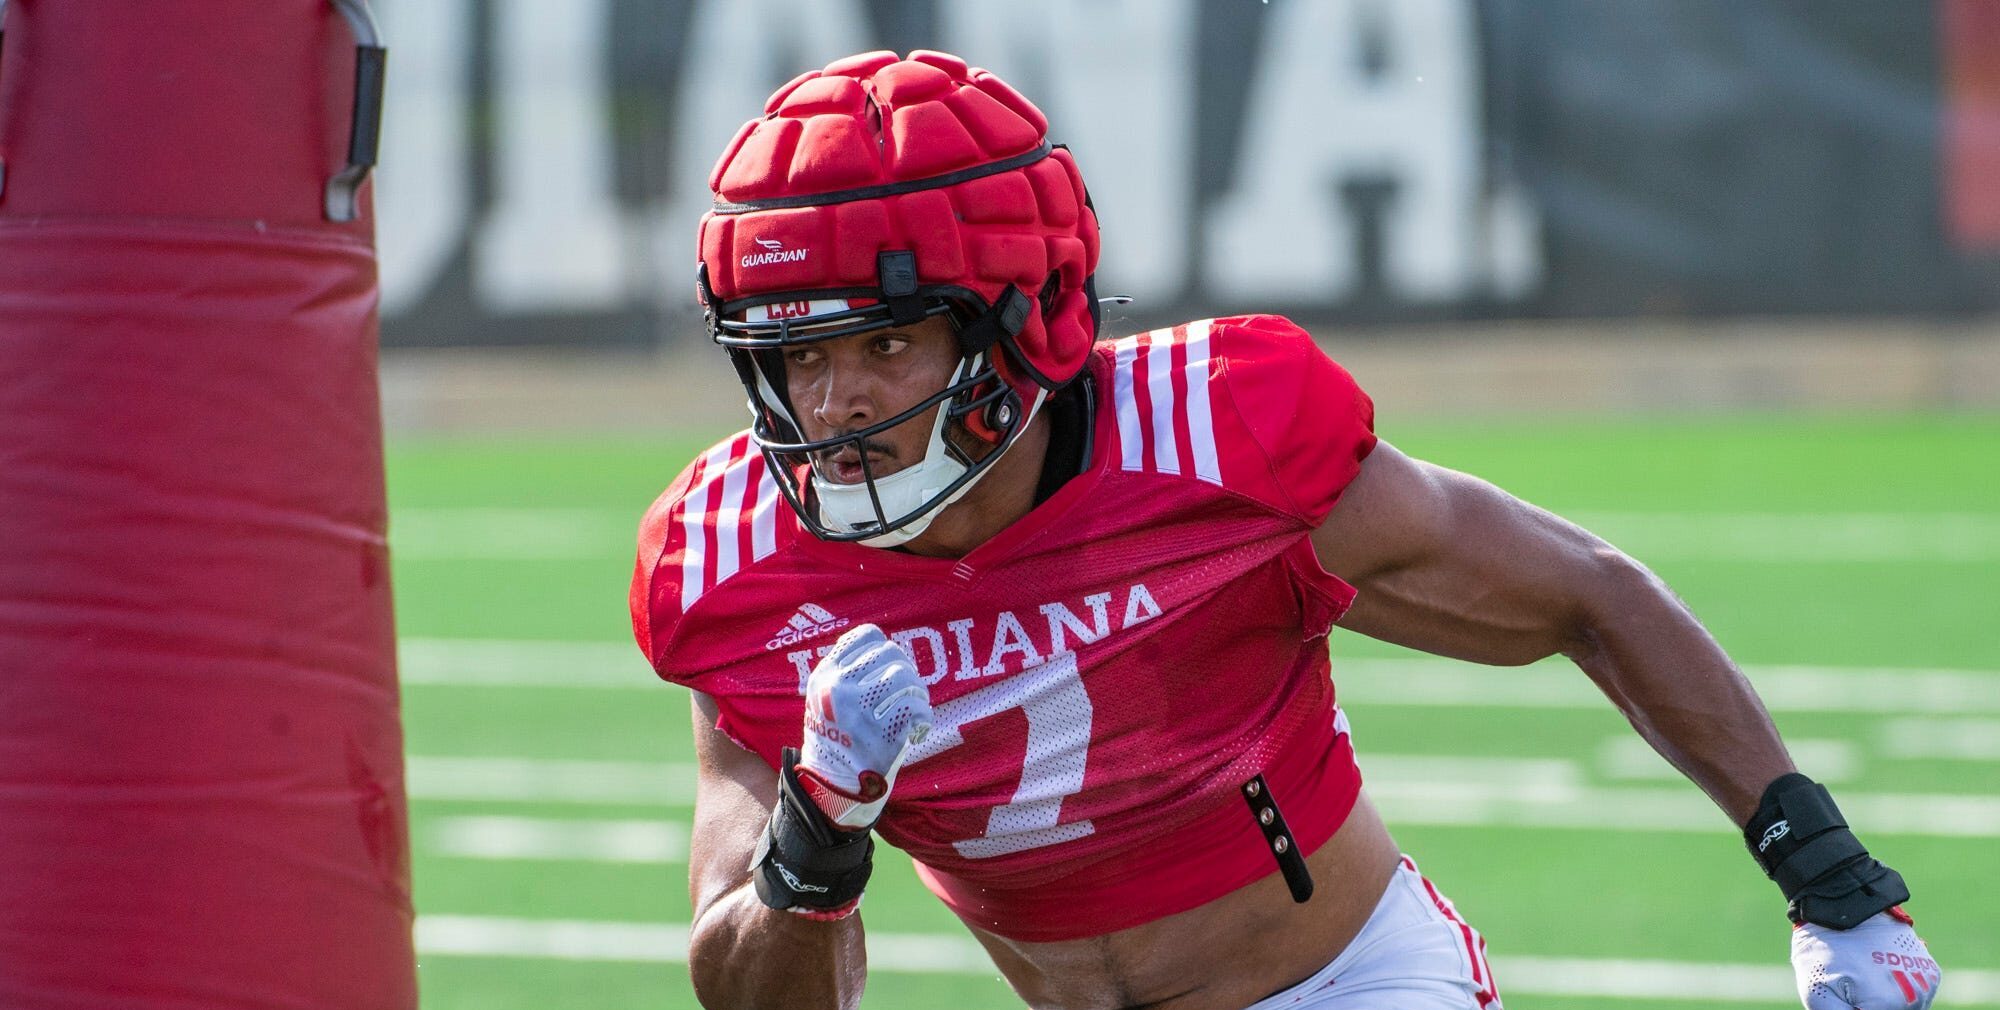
[752,748,874,912]
[1744,772,1909,929]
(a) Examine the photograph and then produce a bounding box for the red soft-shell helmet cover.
[697,50,1102,392]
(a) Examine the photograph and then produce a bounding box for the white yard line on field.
[411,914,2000,1003]
[405,754,2000,839]
[417,915,688,965]
[1596,735,1861,782]
[396,637,2000,717]
[1363,774,2000,838]
[1500,956,1990,1005]
[414,914,993,973]
[399,638,647,688]
[1882,718,2000,761]
[1569,511,2000,563]
[1334,658,2000,716]
[1248,752,2000,838]
[387,508,2000,562]
[390,508,633,560]
[406,755,698,805]
[425,815,687,864]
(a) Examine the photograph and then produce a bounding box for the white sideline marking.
[425,815,687,864]
[1570,511,2000,563]
[406,756,697,805]
[411,915,2000,1003]
[395,638,2000,718]
[405,753,2000,838]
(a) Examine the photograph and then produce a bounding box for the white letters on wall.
[478,0,626,311]
[369,2,1542,331]
[650,0,873,308]
[373,0,470,316]
[939,0,1197,302]
[1207,0,1504,302]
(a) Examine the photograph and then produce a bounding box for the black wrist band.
[1743,772,1909,928]
[752,747,875,911]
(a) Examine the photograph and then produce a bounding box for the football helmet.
[696,50,1101,546]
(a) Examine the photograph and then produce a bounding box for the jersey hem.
[912,706,1360,942]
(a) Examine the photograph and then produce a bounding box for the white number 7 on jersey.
[903,652,1097,859]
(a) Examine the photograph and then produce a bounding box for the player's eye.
[872,335,909,356]
[785,347,824,368]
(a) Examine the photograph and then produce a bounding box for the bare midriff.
[958,789,1403,1010]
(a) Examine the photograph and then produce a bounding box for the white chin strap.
[813,391,972,548]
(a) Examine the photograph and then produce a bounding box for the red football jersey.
[632,315,1378,941]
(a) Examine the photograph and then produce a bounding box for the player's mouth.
[819,446,895,484]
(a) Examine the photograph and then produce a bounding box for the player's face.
[783,314,968,485]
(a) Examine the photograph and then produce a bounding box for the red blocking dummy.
[0,3,413,1008]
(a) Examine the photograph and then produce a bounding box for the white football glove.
[1793,908,1941,1009]
[796,624,933,830]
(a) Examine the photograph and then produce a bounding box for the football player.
[632,51,1940,1010]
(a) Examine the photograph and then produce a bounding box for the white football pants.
[1243,855,1501,1009]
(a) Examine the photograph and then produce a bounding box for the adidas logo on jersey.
[766,603,851,652]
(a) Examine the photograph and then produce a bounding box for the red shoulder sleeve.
[629,433,787,683]
[1211,314,1376,525]
[629,454,705,679]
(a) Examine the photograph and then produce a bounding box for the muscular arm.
[686,691,865,1009]
[1311,440,1794,824]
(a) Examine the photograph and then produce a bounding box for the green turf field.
[387,415,1999,1009]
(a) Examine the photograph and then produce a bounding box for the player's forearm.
[688,883,866,1010]
[1561,553,1794,825]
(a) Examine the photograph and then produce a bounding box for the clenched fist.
[796,624,934,830]
[1793,908,1940,1009]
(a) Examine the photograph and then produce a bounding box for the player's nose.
[810,353,877,428]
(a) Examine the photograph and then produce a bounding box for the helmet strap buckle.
[955,284,1031,358]
[877,250,927,326]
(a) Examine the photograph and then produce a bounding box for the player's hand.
[1792,908,1941,1008]
[795,624,933,830]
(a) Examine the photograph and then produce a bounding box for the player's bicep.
[688,690,778,921]
[1311,440,1630,667]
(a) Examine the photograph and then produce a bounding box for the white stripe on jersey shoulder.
[1107,320,1222,486]
[676,433,780,612]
